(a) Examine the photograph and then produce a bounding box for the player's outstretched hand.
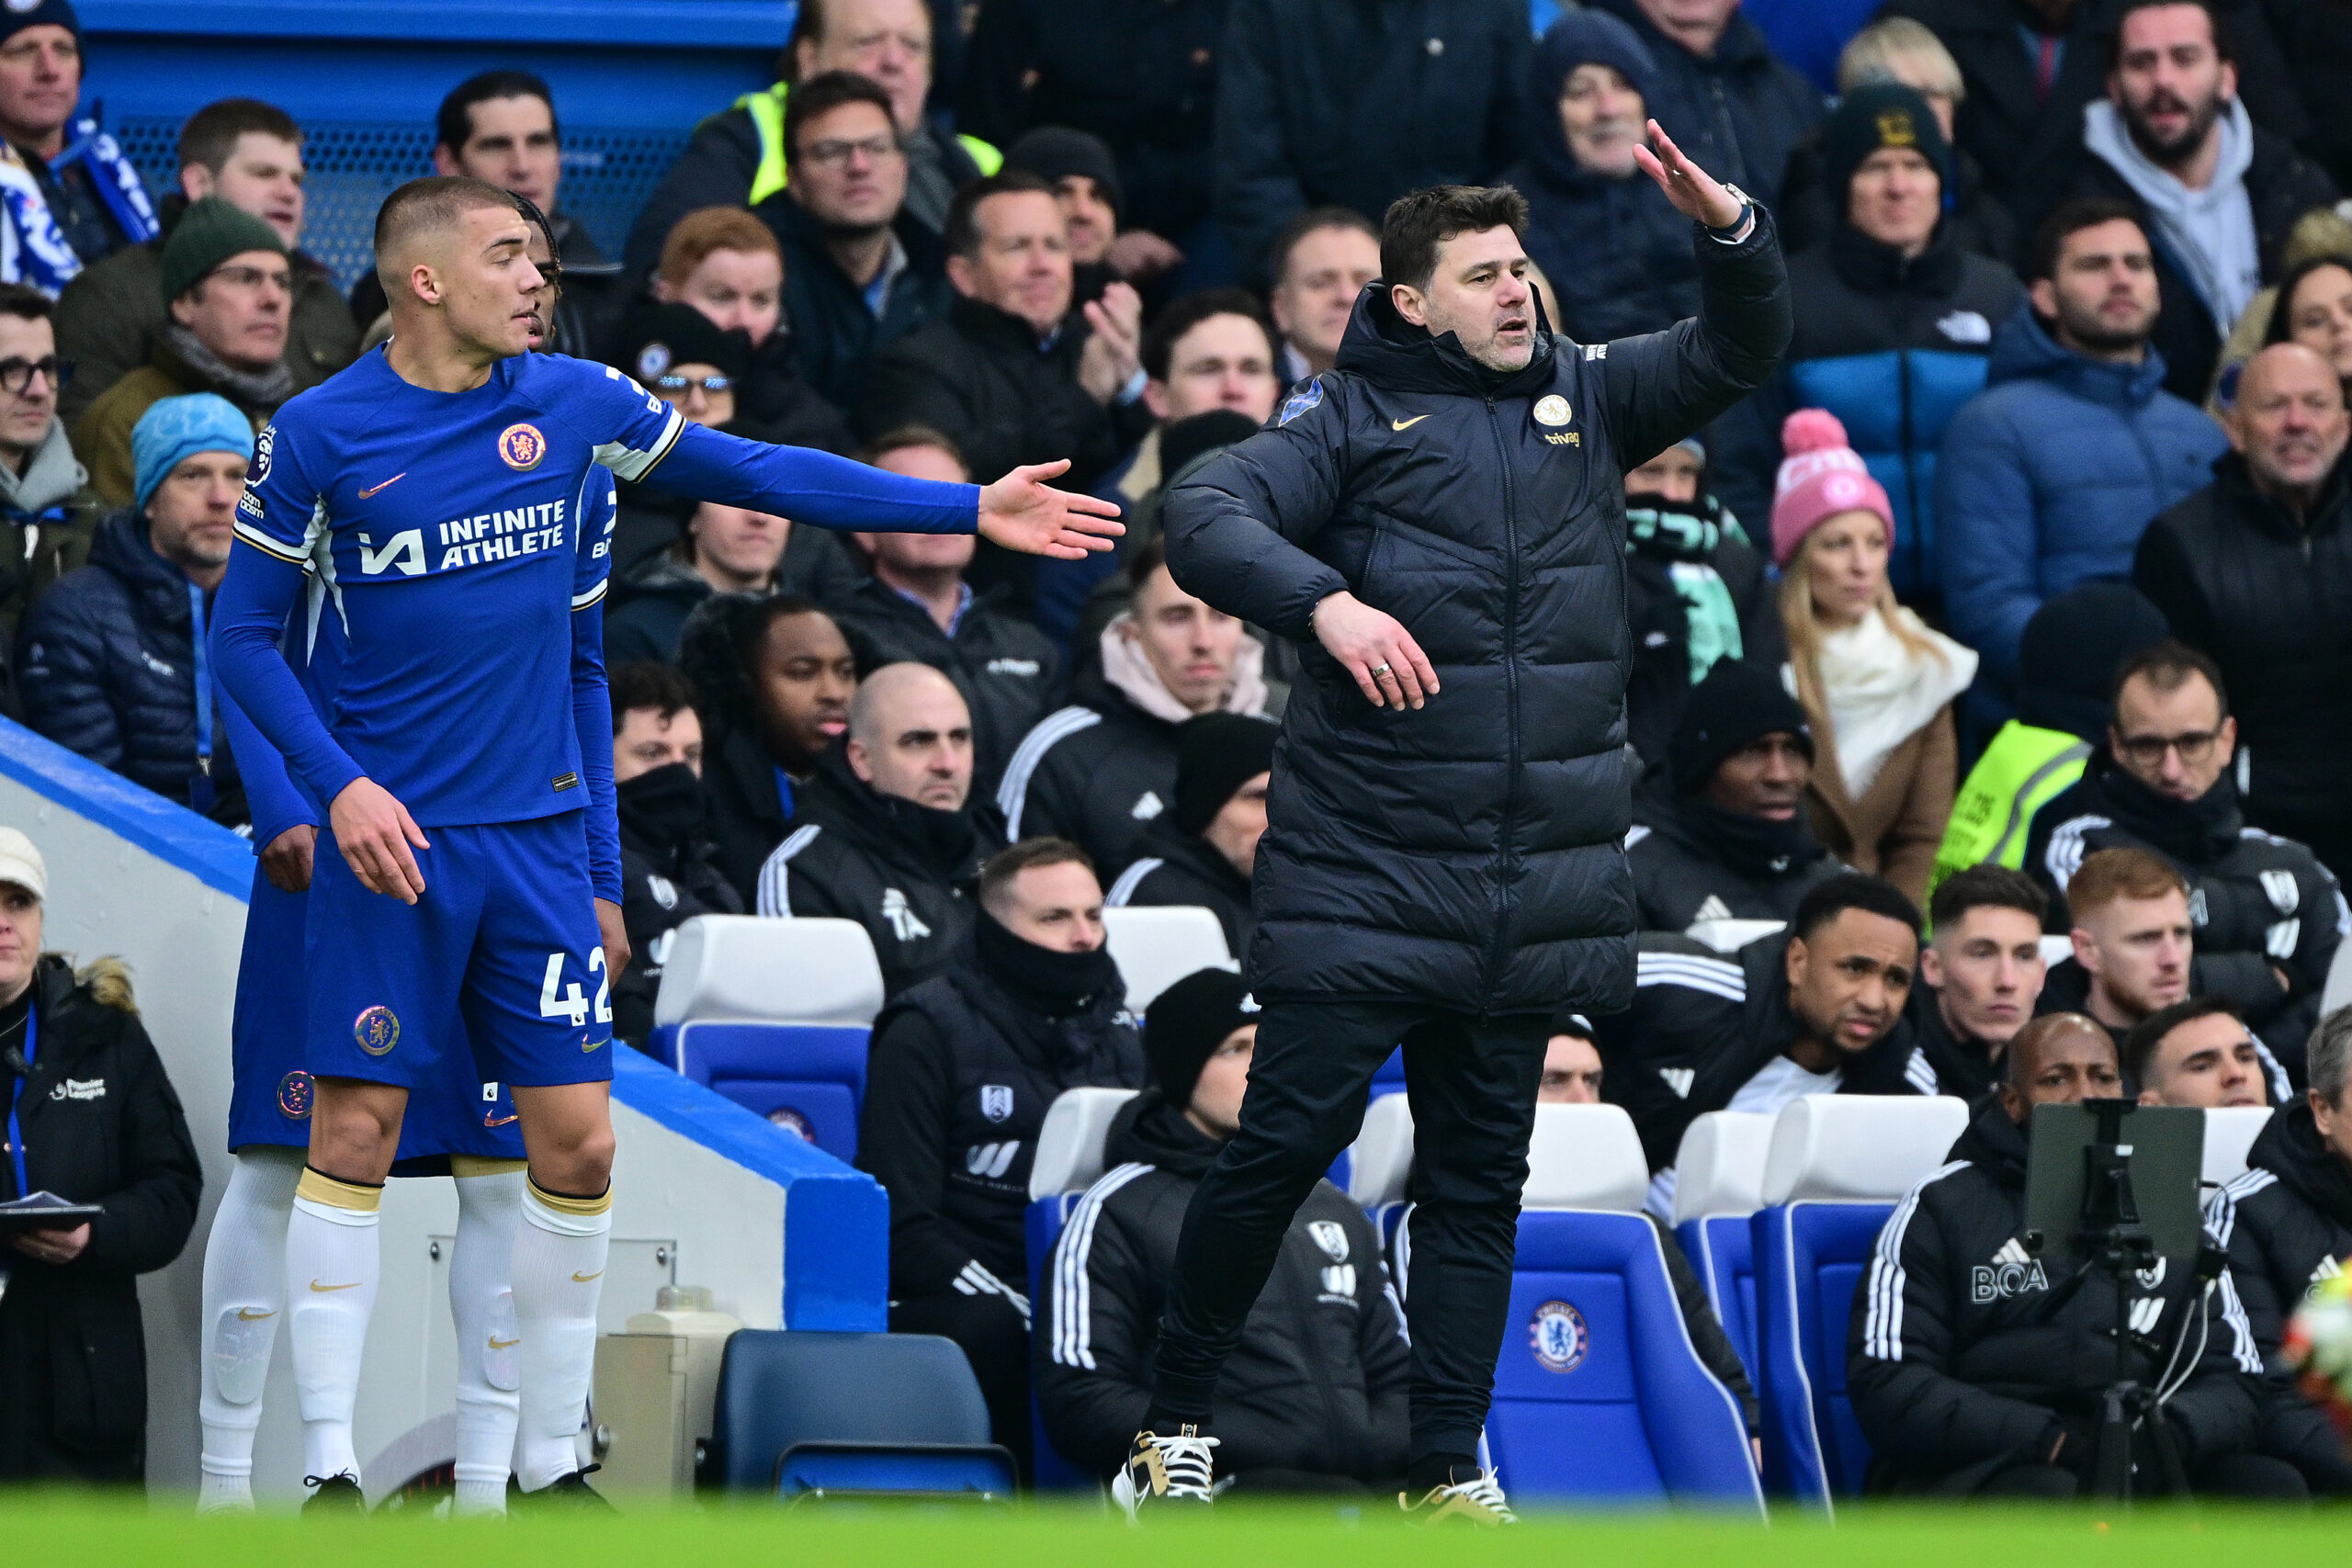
[260,824,317,894]
[977,460,1125,560]
[329,778,429,905]
[1632,119,1747,230]
[1314,590,1439,711]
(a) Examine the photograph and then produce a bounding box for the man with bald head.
[757,661,1003,995]
[1850,1010,2293,1498]
[210,174,1122,1503]
[2139,341,2352,882]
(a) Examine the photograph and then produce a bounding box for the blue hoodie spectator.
[1936,300,2225,733]
[1501,12,1700,346]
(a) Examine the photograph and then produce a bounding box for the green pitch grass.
[4,1494,2343,1568]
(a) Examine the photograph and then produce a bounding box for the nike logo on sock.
[571,1269,605,1283]
[488,1336,521,1349]
[236,1306,277,1320]
[1391,415,1430,431]
[356,472,408,499]
[308,1280,361,1292]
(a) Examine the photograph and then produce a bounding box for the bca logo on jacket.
[882,886,932,942]
[965,1140,1020,1179]
[1971,1237,2051,1302]
[979,1083,1014,1123]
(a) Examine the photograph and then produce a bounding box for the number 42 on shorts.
[538,949,613,1029]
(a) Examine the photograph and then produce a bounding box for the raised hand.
[1632,119,1747,230]
[977,459,1126,559]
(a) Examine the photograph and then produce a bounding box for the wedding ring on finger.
[1370,662,1393,678]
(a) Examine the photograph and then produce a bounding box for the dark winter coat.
[762,197,955,412]
[1034,1089,1409,1483]
[2134,455,2352,857]
[2209,1101,2352,1493]
[1623,798,1841,933]
[998,670,1192,875]
[2025,750,2346,1072]
[1103,817,1254,957]
[601,531,863,667]
[1590,931,1923,1173]
[1211,0,1526,273]
[1712,221,2024,599]
[859,947,1144,1299]
[2063,127,2340,404]
[1590,0,1823,210]
[18,508,243,818]
[756,747,1005,999]
[0,955,202,1483]
[614,785,742,1051]
[1848,1095,2267,1493]
[1164,209,1791,1011]
[822,574,1063,796]
[1902,984,2007,1105]
[1778,134,2015,264]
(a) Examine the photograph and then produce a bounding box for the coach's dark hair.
[436,70,559,156]
[1270,206,1379,290]
[2112,637,2229,719]
[2029,197,2144,284]
[2121,995,2241,1089]
[1142,288,1273,383]
[1380,185,1529,295]
[979,837,1097,918]
[179,98,300,174]
[1929,864,2047,935]
[1792,872,1923,944]
[2109,0,2230,67]
[0,281,51,322]
[785,71,899,168]
[609,660,700,735]
[944,170,1057,263]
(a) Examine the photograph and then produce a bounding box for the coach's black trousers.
[1149,998,1548,1463]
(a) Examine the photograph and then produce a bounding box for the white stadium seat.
[1522,1103,1651,1213]
[2040,934,2075,967]
[1670,1111,1777,1225]
[1760,1095,1971,1204]
[652,914,884,1027]
[1348,1092,1416,1208]
[2201,1105,2272,1186]
[1028,1087,1140,1201]
[1101,904,1232,1010]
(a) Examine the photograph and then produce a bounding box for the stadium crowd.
[4,0,2352,1506]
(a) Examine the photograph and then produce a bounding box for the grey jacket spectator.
[1211,0,1526,275]
[1590,0,1822,211]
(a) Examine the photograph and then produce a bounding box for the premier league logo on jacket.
[1531,1299,1589,1372]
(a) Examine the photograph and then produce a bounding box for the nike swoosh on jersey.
[237,1307,277,1320]
[571,1269,605,1283]
[309,1280,362,1292]
[1391,415,1430,431]
[356,472,408,499]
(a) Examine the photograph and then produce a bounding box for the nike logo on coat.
[357,472,408,499]
[1391,415,1430,431]
[308,1280,361,1292]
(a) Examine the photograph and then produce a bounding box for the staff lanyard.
[6,1001,37,1200]
[189,582,216,814]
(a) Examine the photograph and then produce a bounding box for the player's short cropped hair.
[785,71,899,168]
[0,281,51,322]
[1929,864,2048,936]
[859,423,968,478]
[1269,206,1380,291]
[609,660,699,735]
[2066,846,2188,921]
[2112,637,2229,719]
[943,170,1057,264]
[2030,197,2145,284]
[1142,288,1274,384]
[1380,185,1529,296]
[435,70,559,155]
[656,207,778,288]
[1791,872,1923,944]
[178,98,300,174]
[2122,995,2240,1089]
[979,838,1096,919]
[374,175,529,282]
[2005,1012,2116,1088]
[2309,1006,2352,1107]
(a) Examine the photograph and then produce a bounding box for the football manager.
[1122,124,1792,1519]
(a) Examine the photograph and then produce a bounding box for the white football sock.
[285,1166,382,1484]
[197,1147,305,1513]
[511,1177,612,1492]
[449,1159,526,1516]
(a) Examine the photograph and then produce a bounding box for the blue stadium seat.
[1747,1096,1969,1509]
[1486,1105,1761,1512]
[646,916,883,1159]
[708,1329,1013,1495]
[1668,1111,1776,1384]
[1024,1087,1141,1490]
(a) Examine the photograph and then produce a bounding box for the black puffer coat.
[1164,211,1790,1012]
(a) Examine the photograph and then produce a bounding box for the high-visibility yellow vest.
[737,83,1002,208]
[1926,720,2091,907]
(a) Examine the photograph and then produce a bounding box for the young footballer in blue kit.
[211,176,1121,1504]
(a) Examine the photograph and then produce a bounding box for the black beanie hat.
[0,0,76,50]
[2016,582,2168,742]
[613,300,754,385]
[1669,659,1814,795]
[1172,713,1278,835]
[1004,126,1123,220]
[1159,408,1261,484]
[1821,83,1952,209]
[1145,966,1258,1107]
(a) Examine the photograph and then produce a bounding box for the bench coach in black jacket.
[1141,142,1789,1498]
[1849,1015,2286,1498]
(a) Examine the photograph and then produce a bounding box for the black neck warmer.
[974,908,1118,1019]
